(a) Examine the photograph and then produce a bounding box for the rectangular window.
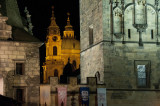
[89,25,93,45]
[135,60,150,88]
[16,63,24,75]
[137,65,146,87]
[151,29,153,39]
[16,89,24,102]
[128,29,131,38]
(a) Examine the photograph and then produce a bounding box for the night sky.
[17,0,80,41]
[16,0,80,82]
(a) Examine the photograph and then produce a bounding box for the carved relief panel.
[114,8,122,35]
[134,0,147,25]
[110,0,160,44]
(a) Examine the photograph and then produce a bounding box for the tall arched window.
[95,71,100,82]
[53,46,57,56]
[89,25,93,45]
[73,43,75,48]
[54,69,58,77]
[72,60,76,69]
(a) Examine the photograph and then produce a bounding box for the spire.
[50,6,57,26]
[48,6,60,35]
[63,12,74,38]
[67,12,71,26]
[65,12,73,31]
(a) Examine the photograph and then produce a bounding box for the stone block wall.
[80,0,104,83]
[80,0,160,105]
[81,43,104,83]
[80,0,103,51]
[104,42,160,89]
[107,90,160,106]
[0,41,41,105]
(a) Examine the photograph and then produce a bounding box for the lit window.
[16,63,24,75]
[137,65,146,87]
[135,60,150,88]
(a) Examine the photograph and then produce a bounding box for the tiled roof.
[12,27,41,42]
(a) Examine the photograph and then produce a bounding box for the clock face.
[53,36,57,41]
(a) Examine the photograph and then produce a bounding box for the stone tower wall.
[80,0,160,105]
[80,0,104,83]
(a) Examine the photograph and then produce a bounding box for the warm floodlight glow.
[0,76,3,95]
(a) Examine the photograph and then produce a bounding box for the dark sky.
[16,0,80,82]
[17,0,80,41]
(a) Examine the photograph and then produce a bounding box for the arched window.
[54,69,58,77]
[53,46,57,56]
[72,60,76,68]
[73,43,75,48]
[95,71,100,82]
[89,25,93,45]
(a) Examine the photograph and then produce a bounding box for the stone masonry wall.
[104,43,160,89]
[0,41,41,105]
[80,0,104,83]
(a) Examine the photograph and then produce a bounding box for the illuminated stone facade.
[0,1,42,105]
[80,0,160,105]
[43,8,80,83]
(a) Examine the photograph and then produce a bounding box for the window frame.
[53,46,57,56]
[89,25,93,46]
[134,60,151,88]
[151,29,154,39]
[16,88,25,103]
[54,69,58,77]
[13,60,26,75]
[16,63,24,75]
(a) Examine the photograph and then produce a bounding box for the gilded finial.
[50,6,57,26]
[67,12,71,26]
[48,6,60,35]
[67,12,70,22]
[51,6,55,18]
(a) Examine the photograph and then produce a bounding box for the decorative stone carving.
[24,7,33,35]
[0,4,12,40]
[113,8,123,38]
[133,0,147,46]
